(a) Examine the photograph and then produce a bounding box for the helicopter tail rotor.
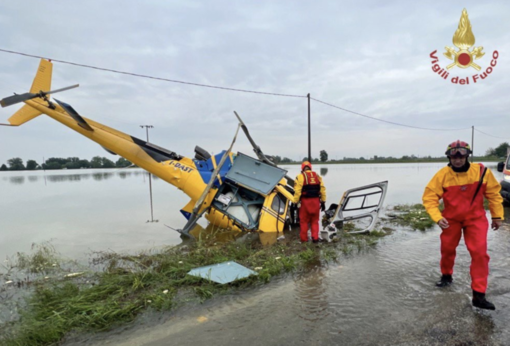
[1,59,78,126]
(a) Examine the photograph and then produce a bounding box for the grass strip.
[1,231,383,346]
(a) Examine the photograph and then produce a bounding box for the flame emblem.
[444,9,485,70]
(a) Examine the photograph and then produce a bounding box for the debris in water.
[187,261,257,284]
[197,316,208,323]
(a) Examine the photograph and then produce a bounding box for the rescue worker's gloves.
[320,201,326,212]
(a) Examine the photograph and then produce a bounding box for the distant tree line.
[2,143,508,171]
[0,157,133,171]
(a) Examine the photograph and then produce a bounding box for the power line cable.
[0,48,305,99]
[0,48,488,133]
[474,128,508,140]
[311,97,472,131]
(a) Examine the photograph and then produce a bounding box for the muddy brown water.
[1,163,510,345]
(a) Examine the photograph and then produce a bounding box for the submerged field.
[0,204,433,345]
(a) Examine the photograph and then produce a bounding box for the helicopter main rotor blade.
[1,93,36,108]
[233,111,274,166]
[45,84,80,95]
[178,208,207,239]
[0,84,79,108]
[234,111,295,187]
[178,123,242,238]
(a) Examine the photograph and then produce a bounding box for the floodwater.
[0,162,456,261]
[1,162,510,345]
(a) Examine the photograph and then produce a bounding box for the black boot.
[435,274,453,287]
[472,290,496,310]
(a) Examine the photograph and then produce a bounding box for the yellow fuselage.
[25,99,250,231]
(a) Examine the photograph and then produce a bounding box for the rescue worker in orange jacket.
[422,140,503,310]
[293,161,327,243]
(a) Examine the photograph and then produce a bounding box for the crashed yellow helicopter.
[1,59,388,240]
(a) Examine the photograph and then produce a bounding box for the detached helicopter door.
[326,181,388,234]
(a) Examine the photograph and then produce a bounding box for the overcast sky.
[1,0,509,165]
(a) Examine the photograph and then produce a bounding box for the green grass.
[388,198,493,231]
[389,204,436,231]
[0,230,388,346]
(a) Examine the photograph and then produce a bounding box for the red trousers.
[299,198,320,242]
[440,217,490,293]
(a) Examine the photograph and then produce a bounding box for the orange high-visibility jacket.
[293,171,326,204]
[422,163,504,223]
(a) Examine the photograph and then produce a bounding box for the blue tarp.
[187,261,257,284]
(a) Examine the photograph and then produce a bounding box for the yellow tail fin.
[8,59,53,126]
[30,59,52,94]
[8,104,43,126]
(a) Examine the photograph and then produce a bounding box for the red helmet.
[445,140,472,157]
[301,161,312,171]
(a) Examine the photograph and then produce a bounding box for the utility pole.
[472,126,475,160]
[140,125,157,222]
[307,93,311,162]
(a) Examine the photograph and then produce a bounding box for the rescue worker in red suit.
[422,140,503,310]
[293,161,327,243]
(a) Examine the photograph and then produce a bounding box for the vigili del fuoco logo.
[430,8,499,85]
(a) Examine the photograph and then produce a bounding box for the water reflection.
[9,176,25,184]
[0,170,152,184]
[188,224,243,243]
[320,167,328,176]
[293,268,331,324]
[118,171,131,179]
[47,174,86,182]
[258,232,280,246]
[93,172,116,181]
[473,313,495,345]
